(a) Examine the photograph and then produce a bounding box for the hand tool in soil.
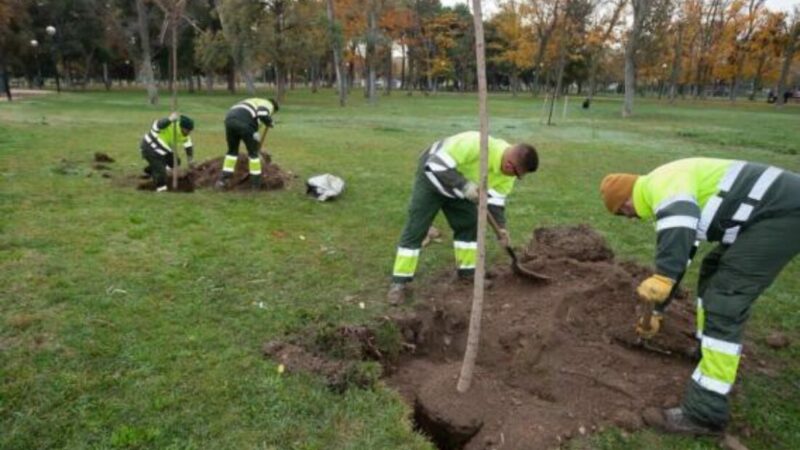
[250,127,270,189]
[486,212,550,281]
[636,241,700,347]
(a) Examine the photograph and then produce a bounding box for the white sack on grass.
[306,174,345,201]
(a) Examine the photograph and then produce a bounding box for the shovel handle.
[486,212,505,241]
[640,302,653,333]
[258,126,269,151]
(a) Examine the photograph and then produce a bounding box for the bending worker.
[600,157,800,435]
[140,112,195,192]
[216,98,279,189]
[388,131,539,305]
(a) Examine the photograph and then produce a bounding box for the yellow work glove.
[636,274,675,304]
[635,313,663,339]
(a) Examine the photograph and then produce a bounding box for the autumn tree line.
[1,0,798,111]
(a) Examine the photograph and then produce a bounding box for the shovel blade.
[512,262,551,281]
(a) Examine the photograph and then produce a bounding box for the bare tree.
[775,6,800,107]
[136,0,159,104]
[457,0,490,394]
[326,0,347,105]
[622,0,653,117]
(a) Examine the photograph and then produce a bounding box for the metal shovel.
[487,213,550,281]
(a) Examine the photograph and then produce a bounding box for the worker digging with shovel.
[600,157,800,436]
[216,98,279,190]
[387,131,539,305]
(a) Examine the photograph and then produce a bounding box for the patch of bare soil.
[264,225,713,449]
[135,152,293,192]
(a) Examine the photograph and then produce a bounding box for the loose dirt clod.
[765,332,790,349]
[94,152,115,163]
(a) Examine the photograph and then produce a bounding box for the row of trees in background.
[1,0,798,112]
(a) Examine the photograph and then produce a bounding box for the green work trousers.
[223,117,261,178]
[392,160,478,283]
[141,145,174,191]
[683,213,800,428]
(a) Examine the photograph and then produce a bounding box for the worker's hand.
[264,115,274,128]
[252,131,261,142]
[169,112,179,122]
[635,313,663,340]
[636,274,675,304]
[498,228,511,248]
[463,182,479,203]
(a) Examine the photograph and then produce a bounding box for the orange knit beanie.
[600,173,639,213]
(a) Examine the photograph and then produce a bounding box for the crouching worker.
[216,98,279,190]
[600,158,800,435]
[140,112,195,192]
[388,131,539,305]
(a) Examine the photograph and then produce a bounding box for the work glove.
[636,274,675,304]
[463,181,479,203]
[498,228,511,248]
[169,111,179,122]
[263,115,274,128]
[635,312,663,339]
[252,131,261,142]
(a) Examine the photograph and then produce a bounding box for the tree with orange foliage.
[490,0,536,96]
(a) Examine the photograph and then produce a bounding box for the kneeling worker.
[600,157,800,435]
[388,131,539,304]
[216,98,279,189]
[140,112,195,192]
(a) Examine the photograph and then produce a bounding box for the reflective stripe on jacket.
[632,157,800,279]
[141,118,192,155]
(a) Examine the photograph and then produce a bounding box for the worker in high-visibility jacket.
[140,112,195,192]
[216,98,279,189]
[600,158,800,435]
[388,131,539,305]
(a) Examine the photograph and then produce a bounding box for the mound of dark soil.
[136,152,293,192]
[264,225,707,449]
[94,152,115,163]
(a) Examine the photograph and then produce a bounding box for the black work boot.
[215,173,231,190]
[250,174,263,190]
[387,282,412,306]
[643,407,723,436]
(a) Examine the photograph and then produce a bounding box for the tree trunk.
[749,52,766,100]
[668,23,683,103]
[385,43,393,95]
[102,62,111,90]
[775,19,799,107]
[275,65,286,100]
[548,30,568,126]
[400,41,406,89]
[326,0,347,106]
[135,0,158,105]
[227,62,235,93]
[206,73,214,92]
[366,6,377,104]
[1,63,11,101]
[242,69,256,94]
[623,0,651,117]
[457,0,490,395]
[311,60,320,93]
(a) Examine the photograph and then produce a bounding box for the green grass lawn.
[1,89,798,450]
